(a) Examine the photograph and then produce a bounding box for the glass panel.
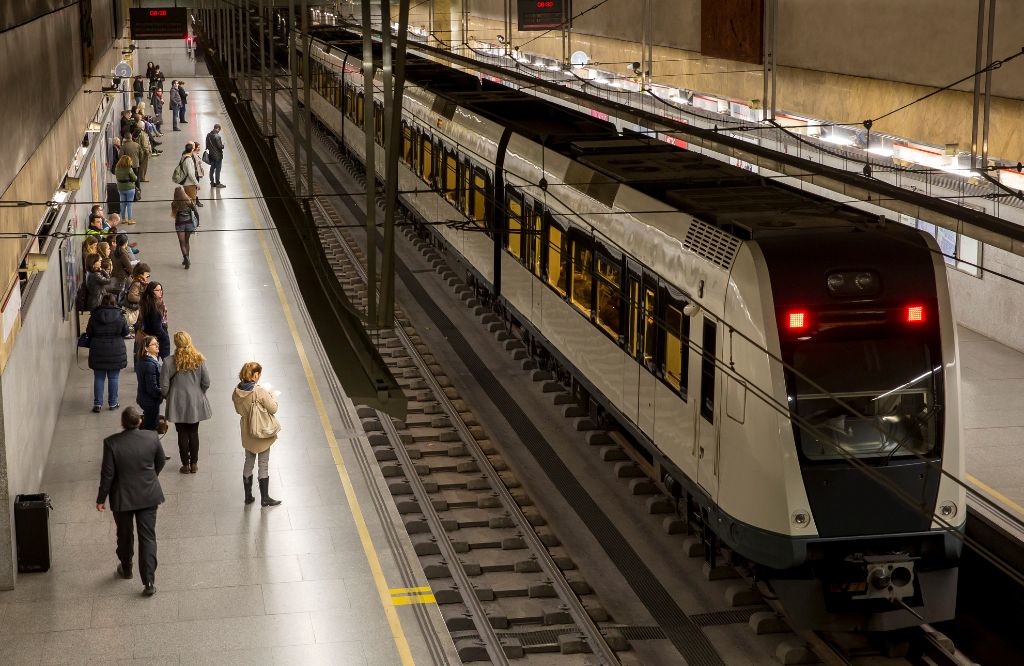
[547,226,567,296]
[641,287,656,366]
[461,161,471,213]
[507,197,522,259]
[791,339,939,461]
[570,239,593,316]
[595,254,621,337]
[700,320,717,423]
[664,304,683,389]
[473,173,487,226]
[402,127,412,165]
[421,137,433,183]
[957,235,981,277]
[532,210,544,276]
[936,227,956,265]
[445,153,458,204]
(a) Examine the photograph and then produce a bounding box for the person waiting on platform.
[135,336,163,431]
[132,75,145,107]
[125,263,150,361]
[115,153,139,224]
[161,331,212,474]
[96,405,166,597]
[173,143,201,207]
[176,80,188,124]
[87,293,129,413]
[190,142,205,207]
[205,125,225,188]
[81,235,99,269]
[233,362,282,507]
[138,281,170,359]
[171,186,198,269]
[85,253,112,311]
[120,135,143,197]
[169,81,182,132]
[111,234,134,292]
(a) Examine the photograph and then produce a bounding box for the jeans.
[171,107,178,130]
[113,506,158,585]
[209,157,222,185]
[93,369,120,407]
[175,422,200,465]
[243,449,270,479]
[134,95,143,107]
[141,404,160,431]
[178,106,186,123]
[119,189,135,220]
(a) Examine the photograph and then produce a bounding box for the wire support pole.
[761,0,777,122]
[244,0,253,101]
[259,0,268,136]
[302,0,314,193]
[981,0,997,167]
[362,0,379,327]
[289,0,302,197]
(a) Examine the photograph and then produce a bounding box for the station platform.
[0,49,455,665]
[961,325,1024,524]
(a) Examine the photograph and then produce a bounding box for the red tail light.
[906,305,925,323]
[787,311,808,330]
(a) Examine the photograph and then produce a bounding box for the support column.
[361,0,378,326]
[302,0,313,190]
[290,0,302,197]
[259,0,268,135]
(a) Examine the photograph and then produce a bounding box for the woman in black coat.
[87,294,129,413]
[135,335,163,431]
[139,281,170,359]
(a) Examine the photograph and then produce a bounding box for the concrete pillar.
[431,0,462,50]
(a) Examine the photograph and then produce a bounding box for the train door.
[696,317,720,498]
[637,275,658,435]
[621,262,643,425]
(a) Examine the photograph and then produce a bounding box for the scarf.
[238,381,256,391]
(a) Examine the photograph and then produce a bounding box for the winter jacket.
[138,305,170,358]
[161,359,212,424]
[114,165,137,192]
[125,278,146,308]
[132,79,144,96]
[86,305,129,371]
[232,385,279,453]
[137,132,152,156]
[152,94,163,116]
[85,271,112,311]
[111,247,134,286]
[205,131,225,161]
[135,354,163,409]
[169,86,182,109]
[120,140,142,167]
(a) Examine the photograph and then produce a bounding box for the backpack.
[75,279,89,312]
[172,158,188,185]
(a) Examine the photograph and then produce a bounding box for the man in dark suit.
[96,406,167,596]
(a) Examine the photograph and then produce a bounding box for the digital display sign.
[517,0,569,31]
[129,7,188,40]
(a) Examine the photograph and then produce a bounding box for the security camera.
[630,61,642,75]
[496,35,507,44]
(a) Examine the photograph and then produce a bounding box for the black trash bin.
[14,493,52,573]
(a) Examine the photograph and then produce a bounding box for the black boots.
[258,478,281,506]
[243,476,255,505]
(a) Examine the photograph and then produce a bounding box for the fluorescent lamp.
[867,146,894,157]
[822,133,855,147]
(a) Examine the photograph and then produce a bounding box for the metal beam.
[361,0,378,327]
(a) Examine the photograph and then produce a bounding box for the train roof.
[307,27,927,248]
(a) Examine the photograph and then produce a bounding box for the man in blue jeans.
[205,124,226,187]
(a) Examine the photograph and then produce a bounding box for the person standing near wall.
[87,293,129,413]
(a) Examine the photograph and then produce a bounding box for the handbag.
[201,150,211,165]
[248,393,281,439]
[190,207,200,228]
[77,332,91,348]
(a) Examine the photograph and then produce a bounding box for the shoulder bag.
[248,392,281,439]
[201,150,211,165]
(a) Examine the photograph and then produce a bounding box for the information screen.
[129,8,188,40]
[517,0,569,31]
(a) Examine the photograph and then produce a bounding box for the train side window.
[569,233,593,317]
[374,103,384,145]
[641,284,657,369]
[421,135,433,184]
[627,275,640,357]
[546,223,568,296]
[531,206,544,276]
[595,250,622,339]
[700,319,717,423]
[444,150,458,205]
[507,191,523,259]
[355,93,364,127]
[472,169,489,228]
[460,159,471,213]
[662,296,689,397]
[401,124,413,165]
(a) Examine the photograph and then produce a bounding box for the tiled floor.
[960,325,1024,517]
[0,49,451,665]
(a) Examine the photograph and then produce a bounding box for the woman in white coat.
[232,361,282,506]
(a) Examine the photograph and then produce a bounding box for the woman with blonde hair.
[160,331,212,473]
[171,185,198,269]
[232,362,282,506]
[114,154,138,223]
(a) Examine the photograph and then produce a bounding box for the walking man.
[205,124,226,188]
[96,406,167,597]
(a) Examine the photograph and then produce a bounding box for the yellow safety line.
[391,586,433,595]
[965,473,1024,519]
[245,194,415,665]
[392,594,437,606]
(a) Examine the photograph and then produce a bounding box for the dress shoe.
[92,406,101,413]
[173,128,181,131]
[117,563,132,579]
[189,463,198,473]
[214,183,226,188]
[143,583,156,596]
[195,200,204,207]
[179,465,189,474]
[181,120,189,124]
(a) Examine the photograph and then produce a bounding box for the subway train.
[290,27,965,631]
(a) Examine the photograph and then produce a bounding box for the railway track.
[263,106,625,663]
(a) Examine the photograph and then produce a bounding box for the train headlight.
[938,501,958,519]
[791,510,811,528]
[826,270,880,297]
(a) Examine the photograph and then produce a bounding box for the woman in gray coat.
[160,331,212,473]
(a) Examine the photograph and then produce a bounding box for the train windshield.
[790,338,942,462]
